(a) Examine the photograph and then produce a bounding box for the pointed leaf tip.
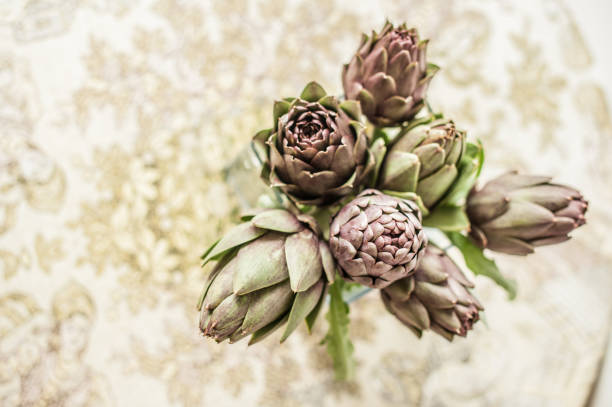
[339,100,362,121]
[305,285,327,333]
[319,95,339,111]
[300,81,327,102]
[273,100,291,127]
[252,209,302,233]
[281,280,324,342]
[318,241,336,283]
[285,229,323,292]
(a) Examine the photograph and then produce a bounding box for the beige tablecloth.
[1,1,611,406]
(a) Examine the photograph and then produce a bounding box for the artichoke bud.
[378,119,466,209]
[329,189,428,289]
[381,246,483,340]
[342,21,439,126]
[199,209,335,344]
[254,81,374,206]
[466,171,588,255]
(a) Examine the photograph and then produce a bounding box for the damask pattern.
[1,0,611,406]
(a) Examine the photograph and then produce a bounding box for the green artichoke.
[378,119,466,209]
[254,82,373,206]
[342,21,439,127]
[329,189,427,289]
[466,171,588,255]
[199,209,335,344]
[381,246,483,340]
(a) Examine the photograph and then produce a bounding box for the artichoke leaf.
[202,223,266,266]
[447,232,517,299]
[233,233,290,295]
[339,100,362,121]
[438,140,484,208]
[300,81,327,102]
[285,230,323,292]
[281,280,325,342]
[248,313,290,346]
[252,209,302,233]
[319,95,339,111]
[273,100,291,130]
[305,285,327,333]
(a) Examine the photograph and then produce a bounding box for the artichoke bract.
[378,119,466,209]
[342,22,439,127]
[466,171,588,255]
[381,246,483,341]
[254,82,373,206]
[199,209,335,344]
[329,189,427,289]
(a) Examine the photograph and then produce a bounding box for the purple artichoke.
[199,209,335,344]
[382,245,483,340]
[329,189,427,289]
[467,171,588,255]
[254,82,373,206]
[342,21,439,127]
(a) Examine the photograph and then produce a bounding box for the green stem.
[324,278,355,381]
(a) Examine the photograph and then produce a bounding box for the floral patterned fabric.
[1,1,611,406]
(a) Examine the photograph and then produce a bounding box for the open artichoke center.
[300,121,321,138]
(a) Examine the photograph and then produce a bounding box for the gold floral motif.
[0,53,65,239]
[0,283,113,406]
[0,0,610,406]
[574,83,612,137]
[71,128,237,313]
[0,248,31,280]
[127,324,254,407]
[551,0,593,71]
[507,32,567,145]
[369,351,427,405]
[431,10,497,94]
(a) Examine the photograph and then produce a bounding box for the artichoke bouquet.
[198,21,588,380]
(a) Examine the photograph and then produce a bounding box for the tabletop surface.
[1,1,611,406]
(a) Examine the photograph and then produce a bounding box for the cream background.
[1,0,611,406]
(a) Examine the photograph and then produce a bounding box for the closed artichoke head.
[342,22,438,126]
[329,189,427,288]
[467,171,588,255]
[199,208,334,344]
[379,119,465,209]
[381,245,482,340]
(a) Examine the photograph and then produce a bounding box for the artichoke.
[329,189,427,289]
[381,246,483,340]
[378,119,465,209]
[466,171,588,255]
[199,209,335,344]
[254,82,373,206]
[342,21,439,127]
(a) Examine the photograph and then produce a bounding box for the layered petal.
[342,22,437,126]
[329,190,427,288]
[467,172,588,255]
[381,246,483,340]
[255,82,371,205]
